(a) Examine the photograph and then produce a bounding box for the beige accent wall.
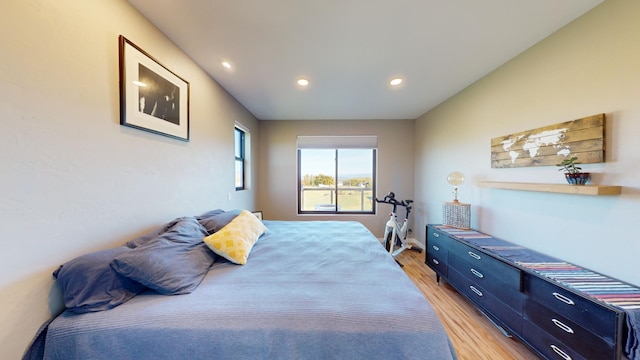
[258,120,415,238]
[415,0,640,286]
[0,1,258,358]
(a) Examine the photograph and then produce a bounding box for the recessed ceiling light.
[297,78,309,87]
[222,61,232,70]
[390,77,403,86]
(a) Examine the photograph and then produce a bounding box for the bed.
[24,210,457,359]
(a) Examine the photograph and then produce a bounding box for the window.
[297,136,377,214]
[234,126,246,190]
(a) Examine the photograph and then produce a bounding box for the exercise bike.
[375,192,423,266]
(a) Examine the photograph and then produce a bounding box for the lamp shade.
[447,172,465,186]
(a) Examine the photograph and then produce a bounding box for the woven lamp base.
[442,201,471,229]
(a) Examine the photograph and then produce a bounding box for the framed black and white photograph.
[119,35,190,141]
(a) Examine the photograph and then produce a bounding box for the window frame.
[297,148,377,215]
[234,126,246,191]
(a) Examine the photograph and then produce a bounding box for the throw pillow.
[203,209,267,265]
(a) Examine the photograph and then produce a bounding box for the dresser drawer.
[523,320,590,360]
[426,227,450,276]
[449,252,523,310]
[449,267,523,334]
[448,240,521,289]
[426,253,447,277]
[449,241,522,291]
[524,274,618,341]
[524,298,615,359]
[426,228,450,255]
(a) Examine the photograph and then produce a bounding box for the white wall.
[415,0,640,287]
[258,119,415,238]
[0,1,258,358]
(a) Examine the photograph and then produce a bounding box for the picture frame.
[252,211,263,220]
[119,35,190,141]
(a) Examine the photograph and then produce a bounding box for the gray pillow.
[196,208,225,221]
[111,217,215,295]
[125,218,181,248]
[198,209,242,234]
[53,246,146,313]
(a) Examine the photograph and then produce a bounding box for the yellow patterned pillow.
[203,210,267,265]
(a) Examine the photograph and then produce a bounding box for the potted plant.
[557,156,590,185]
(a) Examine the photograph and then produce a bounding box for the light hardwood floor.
[396,249,540,360]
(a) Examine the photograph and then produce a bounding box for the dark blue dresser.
[426,224,640,360]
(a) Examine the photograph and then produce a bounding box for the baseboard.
[407,238,424,250]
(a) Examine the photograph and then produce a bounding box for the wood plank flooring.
[396,249,540,360]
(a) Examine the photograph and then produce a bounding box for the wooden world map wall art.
[491,113,605,168]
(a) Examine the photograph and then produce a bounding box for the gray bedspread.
[31,220,457,359]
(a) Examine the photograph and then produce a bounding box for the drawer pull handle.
[552,292,576,306]
[550,344,572,360]
[433,232,440,238]
[468,251,481,260]
[432,259,440,265]
[432,245,440,251]
[469,286,483,297]
[552,319,574,334]
[470,268,484,278]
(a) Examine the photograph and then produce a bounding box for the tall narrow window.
[234,126,246,190]
[297,136,377,214]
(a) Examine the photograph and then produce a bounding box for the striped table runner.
[433,225,493,239]
[516,262,640,310]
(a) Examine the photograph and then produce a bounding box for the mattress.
[27,220,457,359]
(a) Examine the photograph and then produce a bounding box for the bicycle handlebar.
[375,192,413,211]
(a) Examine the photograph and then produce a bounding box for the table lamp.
[443,172,470,229]
[447,171,465,203]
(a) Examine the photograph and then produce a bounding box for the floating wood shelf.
[478,181,622,196]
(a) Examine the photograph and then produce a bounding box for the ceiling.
[127,0,603,121]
